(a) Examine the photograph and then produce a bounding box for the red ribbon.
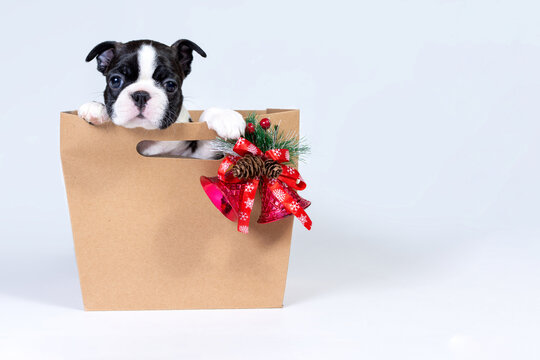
[217,137,312,233]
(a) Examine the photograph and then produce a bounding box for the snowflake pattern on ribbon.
[219,161,230,173]
[244,198,254,209]
[239,212,249,221]
[247,144,259,155]
[273,189,287,202]
[290,201,300,212]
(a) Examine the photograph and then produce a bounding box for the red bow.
[218,137,312,233]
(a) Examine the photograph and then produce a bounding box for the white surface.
[1,1,540,359]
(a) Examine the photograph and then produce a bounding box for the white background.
[1,0,539,359]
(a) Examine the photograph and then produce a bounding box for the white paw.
[78,102,110,125]
[200,108,245,140]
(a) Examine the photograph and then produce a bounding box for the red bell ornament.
[200,176,245,221]
[258,180,311,224]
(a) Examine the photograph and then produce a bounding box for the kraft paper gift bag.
[60,109,299,310]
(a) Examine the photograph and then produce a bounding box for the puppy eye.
[109,76,123,89]
[164,80,177,93]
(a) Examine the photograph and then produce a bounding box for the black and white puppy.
[78,39,245,158]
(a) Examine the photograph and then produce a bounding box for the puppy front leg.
[187,140,222,159]
[200,108,245,140]
[78,102,111,125]
[189,108,246,159]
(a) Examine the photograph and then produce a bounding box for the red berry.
[259,118,271,130]
[246,123,255,134]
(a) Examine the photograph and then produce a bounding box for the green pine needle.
[212,112,310,166]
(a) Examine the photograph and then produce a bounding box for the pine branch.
[212,112,310,166]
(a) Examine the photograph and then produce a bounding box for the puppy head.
[85,39,206,129]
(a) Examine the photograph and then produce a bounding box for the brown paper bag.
[60,109,300,310]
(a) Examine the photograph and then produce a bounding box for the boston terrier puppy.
[78,39,245,158]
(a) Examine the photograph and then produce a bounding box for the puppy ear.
[171,39,207,78]
[85,41,120,74]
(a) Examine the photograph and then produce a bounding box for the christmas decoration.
[246,122,255,134]
[259,117,271,130]
[200,114,311,234]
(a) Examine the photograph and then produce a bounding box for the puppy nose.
[131,91,151,109]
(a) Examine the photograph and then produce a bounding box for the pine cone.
[232,154,265,179]
[264,159,283,179]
